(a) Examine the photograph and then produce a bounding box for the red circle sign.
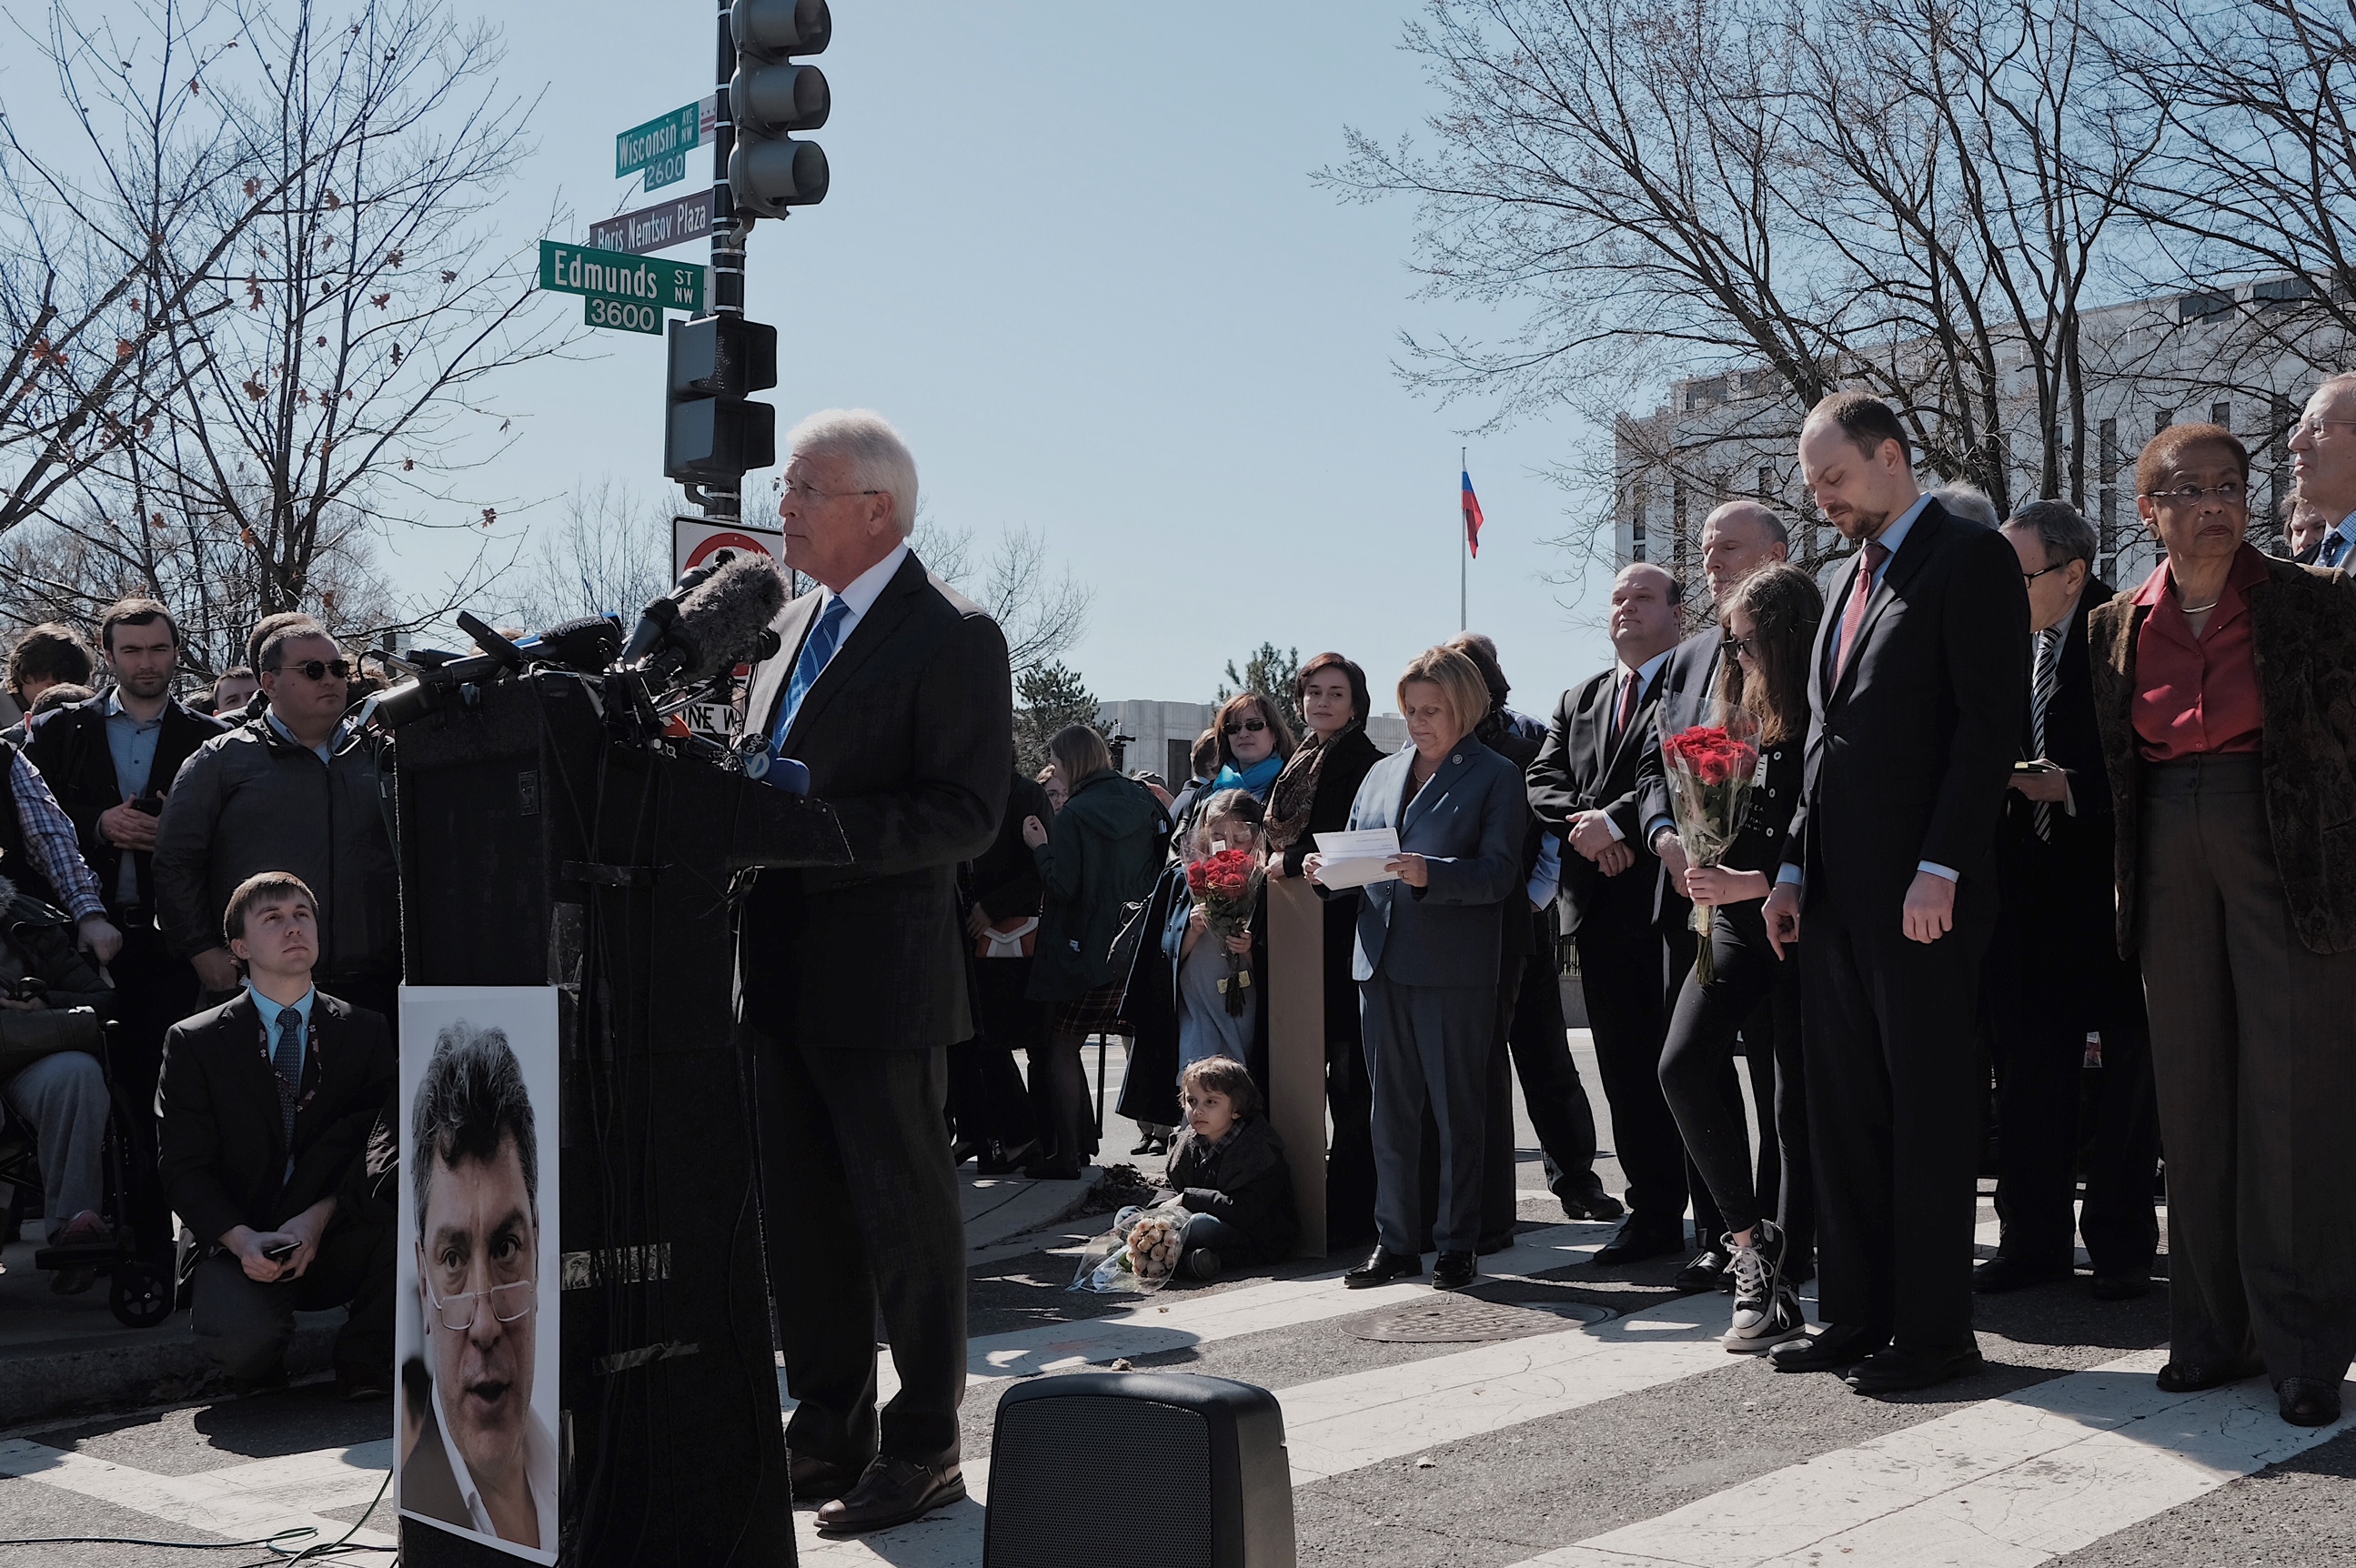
[683,529,778,570]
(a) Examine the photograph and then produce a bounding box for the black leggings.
[1658,900,1803,1241]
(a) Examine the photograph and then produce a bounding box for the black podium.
[392,669,849,1566]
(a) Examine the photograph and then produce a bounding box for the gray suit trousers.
[1363,972,1493,1255]
[2139,755,2356,1385]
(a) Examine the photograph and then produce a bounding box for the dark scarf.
[1264,719,1364,852]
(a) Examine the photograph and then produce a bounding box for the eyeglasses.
[422,1274,537,1332]
[779,482,885,505]
[1721,634,1757,659]
[2021,562,2068,583]
[274,658,352,682]
[1223,719,1267,735]
[2140,483,2247,508]
[2292,416,2356,442]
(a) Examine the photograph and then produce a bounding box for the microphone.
[366,614,626,729]
[640,551,787,686]
[620,556,735,668]
[516,615,622,673]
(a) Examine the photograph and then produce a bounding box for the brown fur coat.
[2087,550,2356,956]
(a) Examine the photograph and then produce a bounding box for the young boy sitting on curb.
[1155,1056,1297,1282]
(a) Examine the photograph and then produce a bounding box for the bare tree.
[4,0,570,667]
[500,479,679,629]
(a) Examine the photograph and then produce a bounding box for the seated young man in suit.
[158,871,397,1398]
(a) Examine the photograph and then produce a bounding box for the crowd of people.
[1,384,2351,1541]
[940,384,2356,1435]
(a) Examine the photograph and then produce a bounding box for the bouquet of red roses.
[1185,846,1264,1015]
[1660,723,1761,986]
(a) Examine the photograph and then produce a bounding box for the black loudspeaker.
[392,670,849,1566]
[984,1372,1295,1568]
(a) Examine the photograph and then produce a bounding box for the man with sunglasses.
[155,618,400,1020]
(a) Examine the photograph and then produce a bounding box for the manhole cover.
[1346,1296,1615,1343]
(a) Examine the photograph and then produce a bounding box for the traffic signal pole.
[703,0,746,524]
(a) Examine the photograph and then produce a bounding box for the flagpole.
[1459,445,1467,632]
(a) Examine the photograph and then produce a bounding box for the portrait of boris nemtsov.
[399,1022,555,1555]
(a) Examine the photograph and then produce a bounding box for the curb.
[0,1317,342,1428]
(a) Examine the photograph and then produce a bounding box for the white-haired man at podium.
[739,408,1014,1535]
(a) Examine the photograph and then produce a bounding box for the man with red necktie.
[1762,393,2028,1394]
[1529,562,1692,1265]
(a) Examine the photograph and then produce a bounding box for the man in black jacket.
[158,872,397,1396]
[1762,394,2029,1392]
[153,619,399,1022]
[1977,503,2159,1301]
[25,598,226,1264]
[1635,502,1811,1291]
[1528,563,1689,1265]
[739,410,1012,1534]
[951,761,1051,1171]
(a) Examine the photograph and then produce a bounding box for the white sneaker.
[1722,1226,1807,1352]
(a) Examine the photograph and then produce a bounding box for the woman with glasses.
[1653,564,1824,1351]
[2087,422,2356,1428]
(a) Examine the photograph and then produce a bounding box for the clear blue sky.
[467,0,1621,706]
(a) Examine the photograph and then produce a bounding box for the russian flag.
[1462,468,1485,558]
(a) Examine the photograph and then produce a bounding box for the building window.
[2154,407,2174,435]
[1757,464,1775,500]
[2211,401,2231,430]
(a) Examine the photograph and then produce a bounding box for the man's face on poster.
[419,1133,539,1492]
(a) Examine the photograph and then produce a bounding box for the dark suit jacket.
[2088,549,2356,957]
[1527,659,1669,937]
[1993,587,2114,946]
[25,692,226,916]
[1783,499,2029,916]
[156,990,397,1248]
[398,1400,472,1533]
[737,551,1013,1050]
[1343,734,1526,986]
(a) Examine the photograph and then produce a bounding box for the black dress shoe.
[2156,1358,2264,1393]
[1971,1254,2072,1293]
[2089,1268,2152,1302]
[1432,1251,1477,1291]
[814,1456,965,1533]
[978,1139,1041,1175]
[1675,1245,1735,1293]
[1557,1188,1625,1222]
[790,1452,869,1503]
[1845,1342,1986,1394]
[949,1137,982,1166]
[1592,1222,1686,1267]
[1769,1323,1890,1375]
[1344,1249,1422,1288]
[2278,1377,2342,1428]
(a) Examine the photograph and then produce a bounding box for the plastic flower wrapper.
[1185,845,1264,1016]
[1067,1202,1186,1294]
[1659,720,1761,986]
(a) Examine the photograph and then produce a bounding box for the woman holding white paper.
[1304,645,1526,1293]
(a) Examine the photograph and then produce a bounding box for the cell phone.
[264,1240,299,1262]
[129,794,164,816]
[2011,760,2060,774]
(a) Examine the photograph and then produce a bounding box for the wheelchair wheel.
[111,1262,176,1328]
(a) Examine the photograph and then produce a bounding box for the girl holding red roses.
[1655,563,1825,1352]
[1165,790,1269,1078]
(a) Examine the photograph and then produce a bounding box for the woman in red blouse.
[2087,421,2356,1430]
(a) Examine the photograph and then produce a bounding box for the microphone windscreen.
[524,616,622,672]
[670,552,788,681]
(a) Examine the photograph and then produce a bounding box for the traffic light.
[665,315,778,483]
[728,0,831,216]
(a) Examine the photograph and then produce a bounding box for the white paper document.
[1311,827,1403,890]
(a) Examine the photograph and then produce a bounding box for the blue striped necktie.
[2326,529,2350,568]
[272,1006,302,1150]
[770,596,851,759]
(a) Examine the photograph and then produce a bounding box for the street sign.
[643,149,689,191]
[539,240,706,313]
[671,516,784,581]
[583,296,663,335]
[588,190,716,256]
[616,102,700,178]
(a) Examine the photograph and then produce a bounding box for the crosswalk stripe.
[1512,1353,2353,1568]
[0,1437,397,1552]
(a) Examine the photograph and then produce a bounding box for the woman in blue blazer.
[1307,646,1527,1292]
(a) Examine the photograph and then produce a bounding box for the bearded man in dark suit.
[1975,502,2159,1301]
[1761,393,2029,1393]
[738,409,1012,1535]
[1527,562,1688,1266]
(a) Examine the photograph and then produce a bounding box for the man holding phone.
[25,597,226,1270]
[159,872,397,1397]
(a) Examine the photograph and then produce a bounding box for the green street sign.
[616,103,700,178]
[539,241,705,315]
[583,296,663,335]
[644,149,689,192]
